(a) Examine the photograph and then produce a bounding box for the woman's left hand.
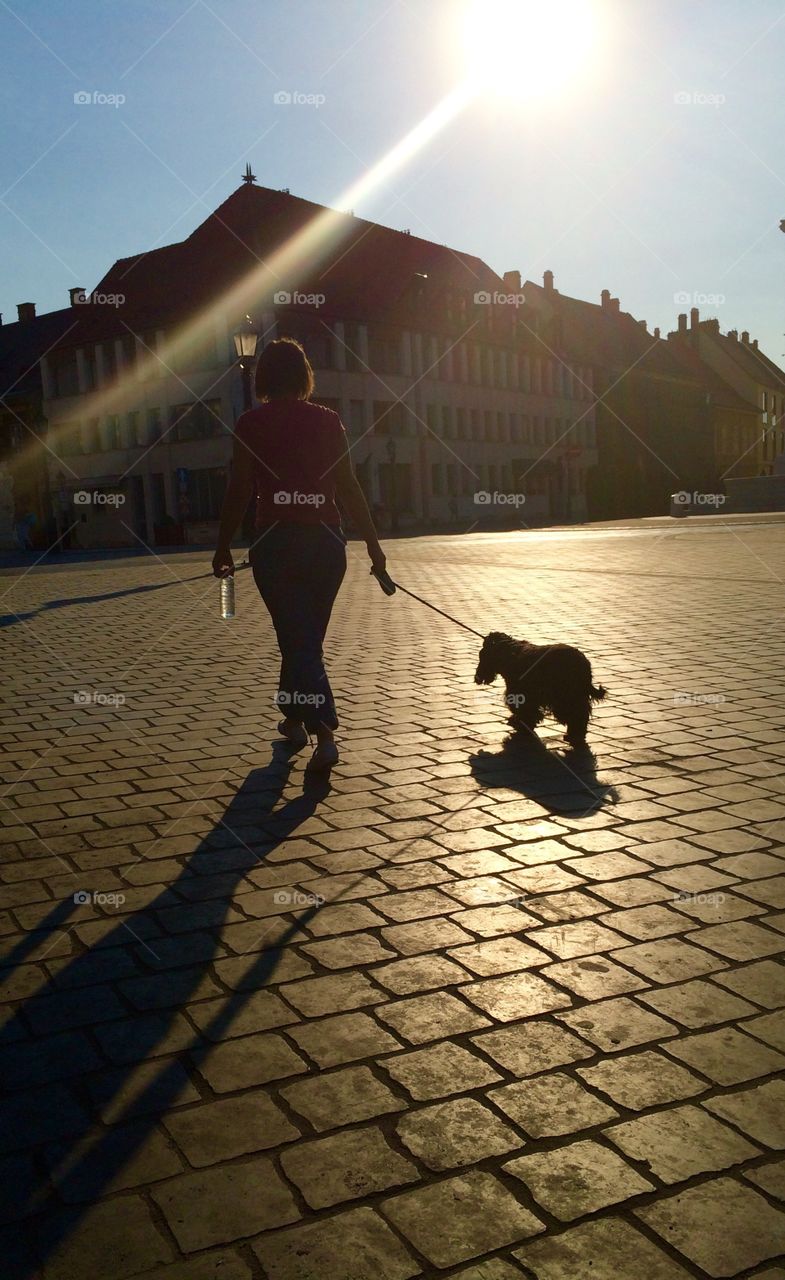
[212,548,235,578]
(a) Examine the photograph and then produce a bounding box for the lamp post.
[232,316,259,412]
[386,436,399,533]
[232,317,259,544]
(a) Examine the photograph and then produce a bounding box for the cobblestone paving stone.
[1,519,785,1279]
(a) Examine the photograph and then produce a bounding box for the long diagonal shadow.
[0,749,331,1278]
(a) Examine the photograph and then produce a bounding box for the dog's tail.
[590,684,608,702]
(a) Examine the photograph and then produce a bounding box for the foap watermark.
[272,889,325,908]
[672,692,726,706]
[674,891,726,905]
[273,90,326,108]
[672,490,725,509]
[74,490,126,506]
[74,90,126,108]
[275,691,326,708]
[474,289,526,307]
[674,90,725,107]
[273,290,326,307]
[74,690,126,707]
[474,491,526,508]
[73,289,125,308]
[674,290,726,308]
[273,490,325,507]
[74,890,126,907]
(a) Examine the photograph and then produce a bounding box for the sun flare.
[460,0,607,102]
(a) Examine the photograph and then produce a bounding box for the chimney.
[543,269,554,292]
[69,287,85,306]
[728,329,738,340]
[741,331,750,344]
[503,269,521,292]
[690,307,699,330]
[678,313,687,333]
[654,327,661,339]
[601,289,611,309]
[752,338,758,349]
[610,297,620,313]
[638,319,647,329]
[17,302,35,322]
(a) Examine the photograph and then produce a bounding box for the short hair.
[254,337,314,401]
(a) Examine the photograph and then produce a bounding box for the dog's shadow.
[469,728,618,816]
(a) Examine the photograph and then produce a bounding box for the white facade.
[42,311,597,547]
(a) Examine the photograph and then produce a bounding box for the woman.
[212,337,387,771]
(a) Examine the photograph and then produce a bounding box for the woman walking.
[212,338,387,771]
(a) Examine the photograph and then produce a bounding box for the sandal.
[277,719,308,748]
[306,741,339,772]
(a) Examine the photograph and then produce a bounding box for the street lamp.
[386,436,399,534]
[233,316,259,412]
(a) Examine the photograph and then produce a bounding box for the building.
[36,176,597,547]
[524,275,761,519]
[667,309,785,478]
[0,302,76,548]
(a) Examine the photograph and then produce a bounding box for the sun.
[460,0,607,102]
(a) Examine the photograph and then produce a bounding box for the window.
[101,342,117,383]
[170,399,224,441]
[121,334,137,368]
[84,418,100,452]
[471,409,481,439]
[456,407,466,438]
[343,322,363,371]
[348,400,365,434]
[446,463,457,496]
[106,416,121,450]
[127,411,141,446]
[368,332,400,375]
[57,421,82,455]
[185,467,227,520]
[50,351,79,398]
[426,403,439,434]
[431,463,444,495]
[484,410,494,440]
[497,412,506,441]
[442,405,453,439]
[82,347,97,391]
[147,407,162,442]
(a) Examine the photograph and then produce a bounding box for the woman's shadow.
[469,729,618,816]
[0,746,331,1279]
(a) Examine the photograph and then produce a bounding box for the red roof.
[51,183,504,352]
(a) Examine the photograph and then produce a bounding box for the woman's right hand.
[212,547,235,578]
[369,546,387,576]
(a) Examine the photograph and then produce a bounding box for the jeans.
[251,524,346,732]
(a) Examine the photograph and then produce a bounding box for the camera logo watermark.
[74,90,126,108]
[273,490,325,507]
[74,890,126,907]
[74,690,126,707]
[273,90,326,108]
[74,491,126,506]
[474,289,526,307]
[474,491,526,508]
[275,691,326,708]
[673,692,726,706]
[73,289,125,308]
[273,290,325,307]
[272,889,325,908]
[672,490,725,508]
[673,290,725,307]
[674,90,725,107]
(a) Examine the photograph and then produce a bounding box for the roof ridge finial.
[242,162,257,186]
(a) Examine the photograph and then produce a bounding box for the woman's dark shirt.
[235,399,346,527]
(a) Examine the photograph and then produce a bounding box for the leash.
[371,568,485,640]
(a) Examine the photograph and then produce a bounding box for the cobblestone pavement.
[2,519,785,1280]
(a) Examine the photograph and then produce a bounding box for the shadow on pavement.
[0,572,213,628]
[0,746,330,1278]
[469,731,618,816]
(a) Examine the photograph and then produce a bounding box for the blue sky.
[1,0,783,359]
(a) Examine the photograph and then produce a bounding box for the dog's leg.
[564,707,590,748]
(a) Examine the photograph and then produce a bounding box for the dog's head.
[475,632,514,685]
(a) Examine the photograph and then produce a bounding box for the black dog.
[475,631,607,748]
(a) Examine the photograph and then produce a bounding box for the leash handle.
[370,566,396,596]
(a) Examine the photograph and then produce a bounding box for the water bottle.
[220,575,235,620]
